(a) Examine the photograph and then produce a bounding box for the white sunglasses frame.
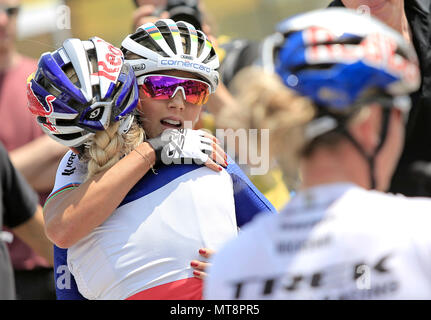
[136,74,211,104]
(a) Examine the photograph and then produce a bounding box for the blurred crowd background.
[6,0,431,301]
[16,0,328,59]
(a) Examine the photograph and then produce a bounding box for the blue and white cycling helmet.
[27,37,139,148]
[121,19,220,93]
[261,8,421,189]
[261,8,420,112]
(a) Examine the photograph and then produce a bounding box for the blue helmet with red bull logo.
[27,36,139,148]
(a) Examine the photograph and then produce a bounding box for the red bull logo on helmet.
[27,81,55,116]
[304,27,419,88]
[27,81,58,132]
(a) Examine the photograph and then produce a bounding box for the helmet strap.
[340,108,391,190]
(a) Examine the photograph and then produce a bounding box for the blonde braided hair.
[86,120,145,180]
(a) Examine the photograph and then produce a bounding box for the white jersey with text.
[51,150,276,300]
[205,183,431,300]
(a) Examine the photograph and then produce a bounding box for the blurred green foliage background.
[16,0,329,59]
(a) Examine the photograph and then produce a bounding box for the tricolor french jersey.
[205,183,431,300]
[52,151,276,300]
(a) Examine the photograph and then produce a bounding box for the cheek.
[185,106,202,127]
[137,99,164,132]
[138,97,164,118]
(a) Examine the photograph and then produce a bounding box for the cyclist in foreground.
[204,8,431,299]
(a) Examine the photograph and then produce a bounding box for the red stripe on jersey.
[126,277,202,300]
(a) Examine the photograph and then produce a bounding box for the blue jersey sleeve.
[226,157,277,227]
[54,245,86,300]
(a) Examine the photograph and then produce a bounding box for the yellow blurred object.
[250,169,289,211]
[17,0,327,60]
[214,35,233,64]
[21,0,56,7]
[217,35,232,45]
[203,0,260,15]
[26,72,35,83]
[199,111,216,133]
[215,45,226,64]
[69,0,135,47]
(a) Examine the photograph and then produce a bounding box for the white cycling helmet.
[27,37,138,148]
[260,8,421,190]
[121,19,220,92]
[259,8,420,110]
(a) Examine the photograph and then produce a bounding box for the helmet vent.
[182,35,190,55]
[158,25,177,55]
[202,47,217,64]
[197,37,204,57]
[131,31,169,57]
[39,75,62,96]
[63,64,81,88]
[291,63,335,73]
[87,48,98,75]
[53,132,85,141]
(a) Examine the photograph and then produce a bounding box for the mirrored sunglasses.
[137,74,211,105]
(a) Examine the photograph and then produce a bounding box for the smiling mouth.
[160,119,182,128]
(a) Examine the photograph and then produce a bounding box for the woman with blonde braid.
[28,20,275,300]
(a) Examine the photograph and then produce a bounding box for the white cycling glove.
[147,129,213,166]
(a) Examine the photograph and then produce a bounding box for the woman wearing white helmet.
[31,19,275,300]
[204,9,431,300]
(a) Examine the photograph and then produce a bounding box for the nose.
[167,88,186,111]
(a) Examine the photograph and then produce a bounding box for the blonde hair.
[85,119,145,180]
[216,66,316,189]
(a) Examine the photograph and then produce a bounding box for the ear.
[349,105,382,155]
[136,96,144,113]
